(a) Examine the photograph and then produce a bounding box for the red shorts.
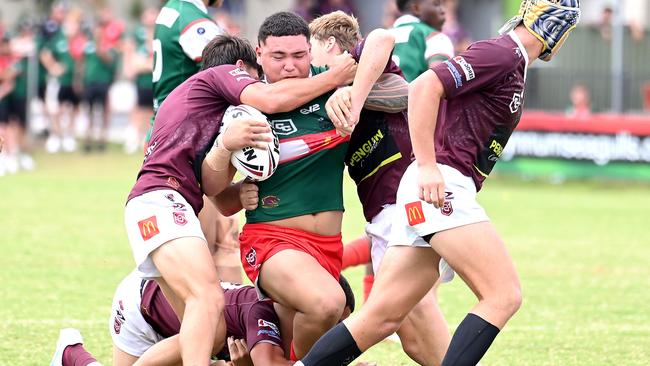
[239,223,343,285]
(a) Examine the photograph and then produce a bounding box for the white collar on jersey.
[393,14,420,28]
[508,30,529,81]
[181,0,208,14]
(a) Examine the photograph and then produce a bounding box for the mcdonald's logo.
[138,216,160,241]
[405,201,426,226]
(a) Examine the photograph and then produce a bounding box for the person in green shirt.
[81,22,118,152]
[123,7,157,154]
[4,23,37,173]
[41,12,84,153]
[390,0,454,82]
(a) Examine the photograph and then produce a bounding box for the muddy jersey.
[430,31,528,191]
[141,281,282,355]
[390,14,454,82]
[245,65,348,223]
[152,0,223,114]
[128,65,258,213]
[346,43,412,222]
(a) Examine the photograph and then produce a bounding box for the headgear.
[499,0,581,61]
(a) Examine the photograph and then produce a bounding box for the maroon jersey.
[346,41,413,221]
[140,281,282,354]
[431,32,528,190]
[128,65,258,213]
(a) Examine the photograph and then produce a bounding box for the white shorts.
[109,270,164,357]
[366,204,454,283]
[124,189,206,278]
[389,162,490,248]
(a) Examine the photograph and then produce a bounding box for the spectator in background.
[313,0,356,16]
[123,7,156,154]
[566,83,591,119]
[643,82,650,113]
[41,9,85,153]
[442,0,470,53]
[295,0,356,20]
[81,21,118,153]
[294,0,316,21]
[597,5,613,41]
[98,7,125,51]
[382,0,401,28]
[4,21,38,173]
[390,0,454,82]
[0,34,15,175]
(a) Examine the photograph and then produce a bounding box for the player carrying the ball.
[123,34,355,366]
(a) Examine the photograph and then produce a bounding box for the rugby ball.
[220,104,280,181]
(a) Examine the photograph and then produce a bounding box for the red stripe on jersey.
[180,18,213,35]
[279,129,350,164]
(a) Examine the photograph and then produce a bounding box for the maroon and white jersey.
[128,65,259,213]
[346,40,413,222]
[431,31,528,190]
[140,281,282,352]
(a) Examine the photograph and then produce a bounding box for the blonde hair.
[309,11,361,53]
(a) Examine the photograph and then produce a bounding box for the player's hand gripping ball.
[220,105,280,181]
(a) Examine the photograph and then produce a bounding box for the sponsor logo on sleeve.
[453,56,475,81]
[509,92,523,113]
[443,60,463,88]
[258,319,280,334]
[138,216,160,241]
[405,201,426,226]
[166,177,181,190]
[197,27,205,35]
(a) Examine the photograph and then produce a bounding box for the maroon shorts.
[239,223,343,286]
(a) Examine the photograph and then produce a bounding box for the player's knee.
[310,289,345,326]
[401,339,430,366]
[488,284,522,318]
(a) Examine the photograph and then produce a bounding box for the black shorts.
[136,87,153,108]
[58,85,80,106]
[37,83,46,101]
[0,98,8,124]
[84,83,110,106]
[7,96,27,128]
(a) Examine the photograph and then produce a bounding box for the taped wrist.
[205,134,232,172]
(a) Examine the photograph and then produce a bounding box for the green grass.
[1,148,649,365]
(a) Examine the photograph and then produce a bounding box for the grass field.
[1,148,649,365]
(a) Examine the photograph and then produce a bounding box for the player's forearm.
[409,70,444,166]
[202,161,237,197]
[350,29,395,112]
[207,181,245,217]
[259,72,343,114]
[135,335,182,366]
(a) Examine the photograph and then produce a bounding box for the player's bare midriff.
[266,211,343,236]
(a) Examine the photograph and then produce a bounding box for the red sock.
[290,341,298,361]
[62,344,98,366]
[342,236,371,269]
[363,274,374,302]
